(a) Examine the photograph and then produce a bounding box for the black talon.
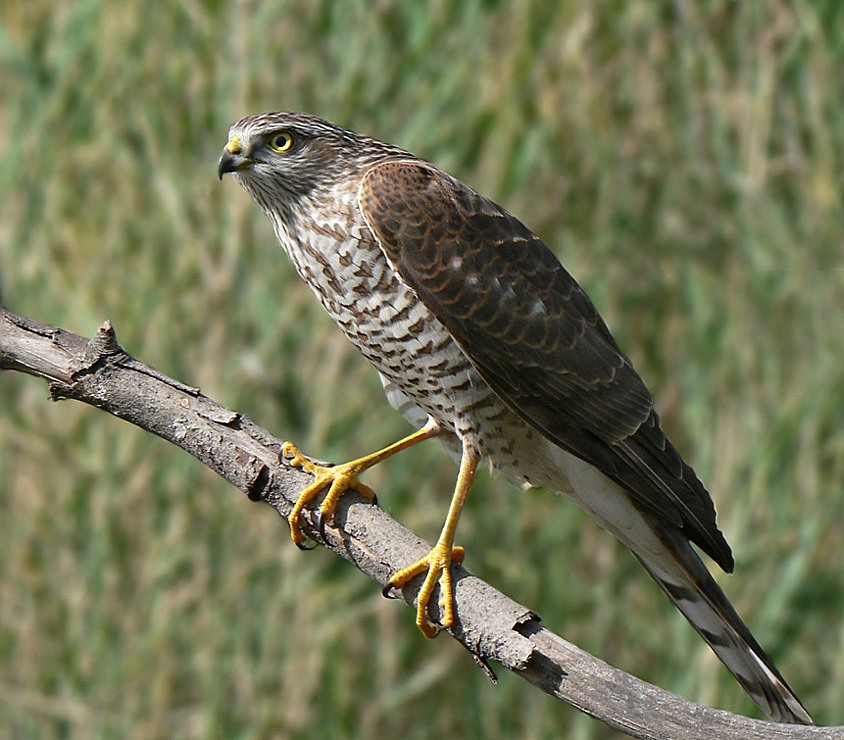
[371,492,378,506]
[295,539,316,551]
[381,583,398,599]
[316,509,328,540]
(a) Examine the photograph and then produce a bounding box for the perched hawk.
[218,112,811,724]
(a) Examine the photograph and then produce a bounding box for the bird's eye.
[268,130,295,153]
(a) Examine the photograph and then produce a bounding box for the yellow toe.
[282,441,379,544]
[388,544,465,637]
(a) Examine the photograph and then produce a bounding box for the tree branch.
[1,305,839,739]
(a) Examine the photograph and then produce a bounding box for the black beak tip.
[217,152,232,180]
[218,148,248,180]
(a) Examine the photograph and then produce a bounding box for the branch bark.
[1,305,840,739]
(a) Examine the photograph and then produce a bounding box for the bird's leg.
[386,443,478,637]
[283,419,442,546]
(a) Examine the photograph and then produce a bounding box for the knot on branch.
[72,320,123,376]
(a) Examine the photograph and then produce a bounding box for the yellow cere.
[225,136,241,154]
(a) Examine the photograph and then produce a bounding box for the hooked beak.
[218,136,251,180]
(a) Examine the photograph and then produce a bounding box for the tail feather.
[512,429,811,722]
[639,523,813,724]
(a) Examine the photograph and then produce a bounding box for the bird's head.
[218,111,401,202]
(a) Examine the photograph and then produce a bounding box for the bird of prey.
[218,111,811,724]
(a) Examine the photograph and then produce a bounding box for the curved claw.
[295,538,316,551]
[281,441,304,465]
[316,509,328,540]
[381,583,398,599]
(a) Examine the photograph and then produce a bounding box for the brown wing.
[359,160,733,571]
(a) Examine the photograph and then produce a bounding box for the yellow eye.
[268,130,295,153]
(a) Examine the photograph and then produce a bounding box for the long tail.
[511,426,812,722]
[635,522,812,724]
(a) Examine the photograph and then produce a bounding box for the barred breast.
[262,182,554,486]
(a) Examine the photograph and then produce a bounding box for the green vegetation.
[1,2,842,737]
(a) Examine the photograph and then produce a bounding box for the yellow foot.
[384,542,466,638]
[282,441,377,547]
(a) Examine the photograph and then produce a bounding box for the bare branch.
[1,305,839,739]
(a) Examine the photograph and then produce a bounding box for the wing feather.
[359,160,733,571]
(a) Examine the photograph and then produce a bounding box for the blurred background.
[1,1,843,737]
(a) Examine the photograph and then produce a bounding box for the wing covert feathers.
[359,160,732,570]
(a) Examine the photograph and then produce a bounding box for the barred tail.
[500,413,812,723]
[637,523,812,724]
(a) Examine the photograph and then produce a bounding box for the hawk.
[218,112,811,724]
